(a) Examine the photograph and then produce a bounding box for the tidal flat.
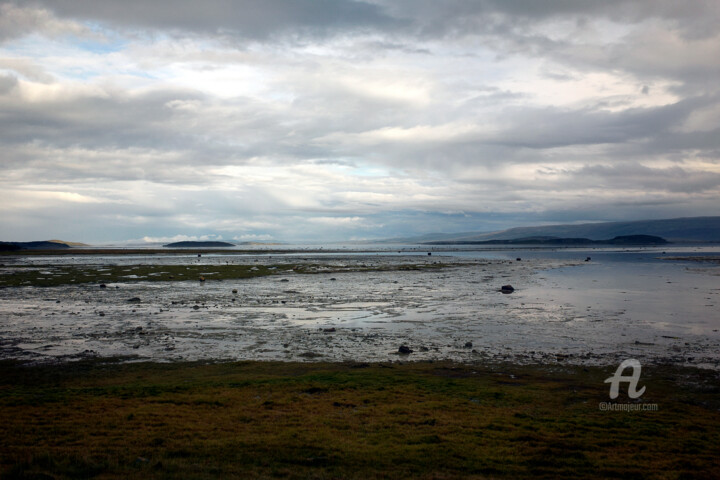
[0,247,718,367]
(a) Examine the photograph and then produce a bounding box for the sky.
[1,0,719,244]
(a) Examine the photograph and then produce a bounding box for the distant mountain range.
[388,216,720,244]
[425,234,668,246]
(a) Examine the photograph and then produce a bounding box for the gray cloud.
[14,0,400,39]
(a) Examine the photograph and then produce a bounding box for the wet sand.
[1,252,718,368]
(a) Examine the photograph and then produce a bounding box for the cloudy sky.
[1,0,719,243]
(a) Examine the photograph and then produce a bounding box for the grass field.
[1,359,718,479]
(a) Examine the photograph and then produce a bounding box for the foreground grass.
[1,360,718,479]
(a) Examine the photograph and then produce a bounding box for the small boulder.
[127,297,141,303]
[398,345,413,354]
[464,341,473,349]
[99,284,107,288]
[500,285,515,294]
[232,289,238,294]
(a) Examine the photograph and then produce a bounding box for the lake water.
[1,245,718,368]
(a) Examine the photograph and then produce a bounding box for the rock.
[280,279,289,282]
[516,258,521,261]
[99,284,107,288]
[330,278,337,281]
[398,345,413,354]
[500,285,515,294]
[419,346,429,352]
[232,289,238,293]
[464,341,473,349]
[98,312,105,316]
[585,257,591,262]
[127,297,141,303]
[323,327,336,333]
[427,252,432,256]
[193,305,200,310]
[198,254,201,257]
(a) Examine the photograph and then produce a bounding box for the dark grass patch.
[0,360,718,479]
[0,262,451,288]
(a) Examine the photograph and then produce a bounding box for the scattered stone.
[323,327,336,333]
[98,312,105,316]
[419,346,429,352]
[398,345,413,354]
[516,258,521,261]
[427,252,432,256]
[330,278,337,281]
[500,285,515,294]
[198,254,201,257]
[280,279,289,282]
[232,289,238,294]
[464,341,473,349]
[99,284,107,288]
[585,257,591,262]
[193,305,200,310]
[127,297,141,303]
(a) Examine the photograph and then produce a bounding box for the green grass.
[0,262,448,288]
[1,360,718,479]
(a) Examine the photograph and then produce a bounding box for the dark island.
[0,240,72,251]
[163,241,236,248]
[424,234,668,246]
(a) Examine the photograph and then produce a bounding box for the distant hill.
[400,217,720,244]
[0,241,72,250]
[425,235,668,246]
[163,241,236,248]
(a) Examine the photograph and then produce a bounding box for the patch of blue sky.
[345,164,394,178]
